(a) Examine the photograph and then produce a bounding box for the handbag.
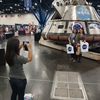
[66,44,74,54]
[76,43,81,55]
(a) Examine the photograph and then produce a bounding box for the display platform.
[5,31,14,39]
[39,37,100,61]
[0,43,5,66]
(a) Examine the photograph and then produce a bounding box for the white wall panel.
[0,13,39,25]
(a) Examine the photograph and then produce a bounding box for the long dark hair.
[72,28,78,35]
[79,28,85,35]
[15,28,17,32]
[5,38,20,66]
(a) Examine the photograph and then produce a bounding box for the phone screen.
[23,42,29,46]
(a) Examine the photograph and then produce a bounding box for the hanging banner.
[24,0,32,11]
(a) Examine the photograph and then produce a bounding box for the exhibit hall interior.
[0,0,100,100]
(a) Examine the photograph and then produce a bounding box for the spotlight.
[35,3,37,6]
[15,4,17,6]
[10,7,13,9]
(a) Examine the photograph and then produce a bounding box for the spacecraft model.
[42,0,100,45]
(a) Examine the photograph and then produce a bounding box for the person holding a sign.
[76,28,86,63]
[68,28,78,62]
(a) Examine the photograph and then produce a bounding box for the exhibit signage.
[24,0,32,11]
[70,22,84,31]
[76,7,91,19]
[88,23,100,30]
[68,47,72,52]
[82,44,87,50]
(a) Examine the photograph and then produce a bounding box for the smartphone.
[23,41,29,46]
[23,41,29,51]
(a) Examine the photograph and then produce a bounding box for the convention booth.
[2,25,14,39]
[15,24,25,35]
[5,31,14,39]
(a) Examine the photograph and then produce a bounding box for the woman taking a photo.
[5,38,32,100]
[76,28,86,63]
[68,28,78,62]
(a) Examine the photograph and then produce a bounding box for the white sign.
[88,23,100,30]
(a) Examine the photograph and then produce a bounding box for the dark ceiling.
[0,0,54,14]
[0,0,100,14]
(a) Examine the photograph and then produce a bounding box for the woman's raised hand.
[27,42,31,49]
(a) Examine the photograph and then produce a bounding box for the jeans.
[71,46,76,60]
[9,78,27,100]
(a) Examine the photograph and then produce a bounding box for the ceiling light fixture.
[15,4,17,6]
[10,7,12,9]
[98,5,100,7]
[40,0,42,3]
[88,2,92,5]
[35,3,37,6]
